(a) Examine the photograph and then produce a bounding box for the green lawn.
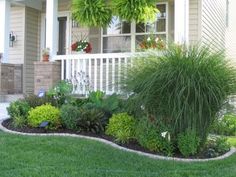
[0,131,236,177]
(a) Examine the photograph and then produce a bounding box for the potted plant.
[42,48,50,62]
[71,35,92,53]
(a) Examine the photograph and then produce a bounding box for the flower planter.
[42,55,49,62]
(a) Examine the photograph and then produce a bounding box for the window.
[102,17,131,53]
[102,3,168,53]
[226,0,229,27]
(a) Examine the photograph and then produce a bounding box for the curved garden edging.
[1,118,235,162]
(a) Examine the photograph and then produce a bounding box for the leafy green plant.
[205,136,230,158]
[27,104,61,129]
[105,113,135,143]
[112,0,158,23]
[60,104,80,130]
[7,100,30,128]
[177,130,200,157]
[211,114,236,136]
[72,0,112,27]
[87,91,123,116]
[47,80,73,107]
[124,44,236,144]
[77,105,105,133]
[135,117,173,155]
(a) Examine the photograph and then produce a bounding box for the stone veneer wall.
[0,63,23,94]
[34,62,61,95]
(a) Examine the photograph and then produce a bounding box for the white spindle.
[106,58,109,93]
[61,59,64,80]
[100,58,103,92]
[112,57,115,93]
[118,57,121,93]
[94,58,97,91]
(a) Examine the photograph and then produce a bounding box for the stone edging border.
[1,118,235,162]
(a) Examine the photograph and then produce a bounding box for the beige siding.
[201,0,226,50]
[9,6,25,64]
[189,0,201,43]
[226,0,236,61]
[24,7,40,94]
[42,0,71,13]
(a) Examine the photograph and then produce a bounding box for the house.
[0,0,232,99]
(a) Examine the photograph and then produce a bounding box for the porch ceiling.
[11,0,43,10]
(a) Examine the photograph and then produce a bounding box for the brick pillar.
[0,63,22,94]
[34,61,61,95]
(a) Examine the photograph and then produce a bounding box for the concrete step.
[0,94,23,103]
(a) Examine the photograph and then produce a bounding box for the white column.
[174,0,189,44]
[46,0,58,59]
[0,0,10,63]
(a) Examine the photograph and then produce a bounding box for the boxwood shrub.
[27,104,61,129]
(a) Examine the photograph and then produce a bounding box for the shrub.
[205,136,230,158]
[135,118,173,155]
[24,94,57,108]
[7,100,30,128]
[27,104,61,129]
[60,104,80,130]
[88,91,123,114]
[77,105,105,133]
[124,44,236,144]
[177,130,200,157]
[211,114,236,136]
[105,113,135,143]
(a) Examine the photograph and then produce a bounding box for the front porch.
[0,0,191,95]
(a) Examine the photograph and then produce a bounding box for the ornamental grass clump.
[124,45,236,144]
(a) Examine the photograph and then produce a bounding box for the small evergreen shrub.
[77,105,105,133]
[24,94,57,108]
[60,104,80,130]
[27,104,61,129]
[177,130,200,157]
[135,118,173,155]
[105,113,135,143]
[7,100,30,128]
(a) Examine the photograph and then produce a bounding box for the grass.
[0,132,236,177]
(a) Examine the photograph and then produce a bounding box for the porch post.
[46,0,58,59]
[0,0,10,63]
[174,0,189,44]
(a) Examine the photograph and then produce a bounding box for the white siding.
[226,0,236,61]
[8,6,25,64]
[201,0,226,50]
[189,0,200,43]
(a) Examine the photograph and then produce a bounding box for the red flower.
[71,42,78,51]
[85,43,92,53]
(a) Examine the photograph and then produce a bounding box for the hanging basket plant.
[112,0,159,23]
[72,0,112,27]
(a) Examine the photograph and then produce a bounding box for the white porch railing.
[54,53,134,95]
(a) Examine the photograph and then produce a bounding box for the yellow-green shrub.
[27,104,61,129]
[105,113,135,143]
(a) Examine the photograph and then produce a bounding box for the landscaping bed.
[1,118,232,160]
